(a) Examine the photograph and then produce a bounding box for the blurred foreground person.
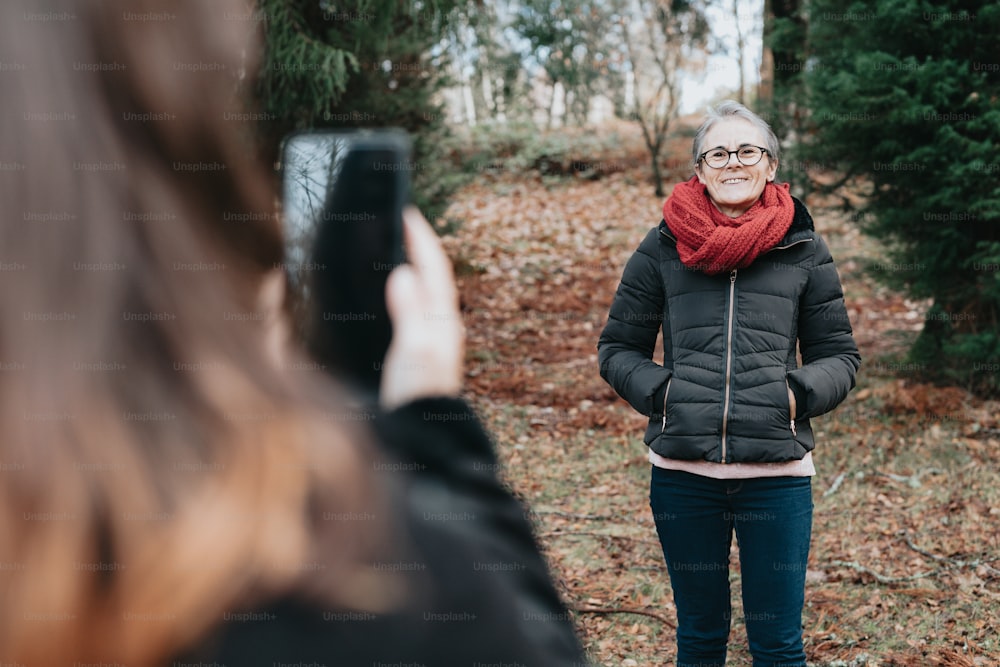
[0,1,586,664]
[599,101,860,666]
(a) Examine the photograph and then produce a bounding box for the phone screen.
[280,130,411,399]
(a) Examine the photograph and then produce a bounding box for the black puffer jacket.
[176,398,588,666]
[598,198,860,464]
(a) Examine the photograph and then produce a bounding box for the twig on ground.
[831,559,937,584]
[824,471,847,497]
[876,467,945,487]
[533,510,614,521]
[902,533,954,563]
[901,532,1000,577]
[570,604,676,628]
[542,530,653,544]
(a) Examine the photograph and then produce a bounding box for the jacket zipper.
[720,269,737,463]
[660,228,809,454]
[660,377,672,432]
[786,379,797,436]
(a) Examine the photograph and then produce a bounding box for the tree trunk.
[547,79,559,129]
[648,141,664,197]
[762,0,805,152]
[772,0,805,90]
[759,0,774,105]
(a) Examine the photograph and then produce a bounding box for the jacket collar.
[781,196,815,245]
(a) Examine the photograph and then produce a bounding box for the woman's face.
[695,118,777,218]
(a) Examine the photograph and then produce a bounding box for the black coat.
[598,198,861,464]
[176,397,587,666]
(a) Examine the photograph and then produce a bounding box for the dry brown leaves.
[440,125,1000,666]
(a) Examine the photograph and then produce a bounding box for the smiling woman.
[692,106,781,218]
[598,100,861,666]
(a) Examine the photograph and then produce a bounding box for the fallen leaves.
[442,125,1000,666]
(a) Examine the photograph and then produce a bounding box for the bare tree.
[445,1,527,126]
[616,0,708,196]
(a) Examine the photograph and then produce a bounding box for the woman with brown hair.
[0,1,585,664]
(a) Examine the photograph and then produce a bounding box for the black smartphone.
[280,129,411,400]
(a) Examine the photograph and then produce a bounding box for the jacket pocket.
[660,377,673,433]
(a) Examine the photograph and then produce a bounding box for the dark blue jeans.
[649,467,813,667]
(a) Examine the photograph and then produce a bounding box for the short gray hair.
[692,100,781,169]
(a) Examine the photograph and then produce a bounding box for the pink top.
[649,449,815,479]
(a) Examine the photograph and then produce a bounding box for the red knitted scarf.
[662,176,795,275]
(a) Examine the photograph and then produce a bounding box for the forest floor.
[439,120,1000,667]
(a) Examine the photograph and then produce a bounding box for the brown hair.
[0,0,386,663]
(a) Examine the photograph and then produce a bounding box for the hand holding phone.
[280,130,464,406]
[280,130,410,400]
[379,207,464,410]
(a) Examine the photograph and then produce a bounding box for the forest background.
[252,1,1000,664]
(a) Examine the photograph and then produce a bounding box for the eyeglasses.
[698,145,769,169]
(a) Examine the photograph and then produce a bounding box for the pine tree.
[254,0,463,222]
[801,0,1000,395]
